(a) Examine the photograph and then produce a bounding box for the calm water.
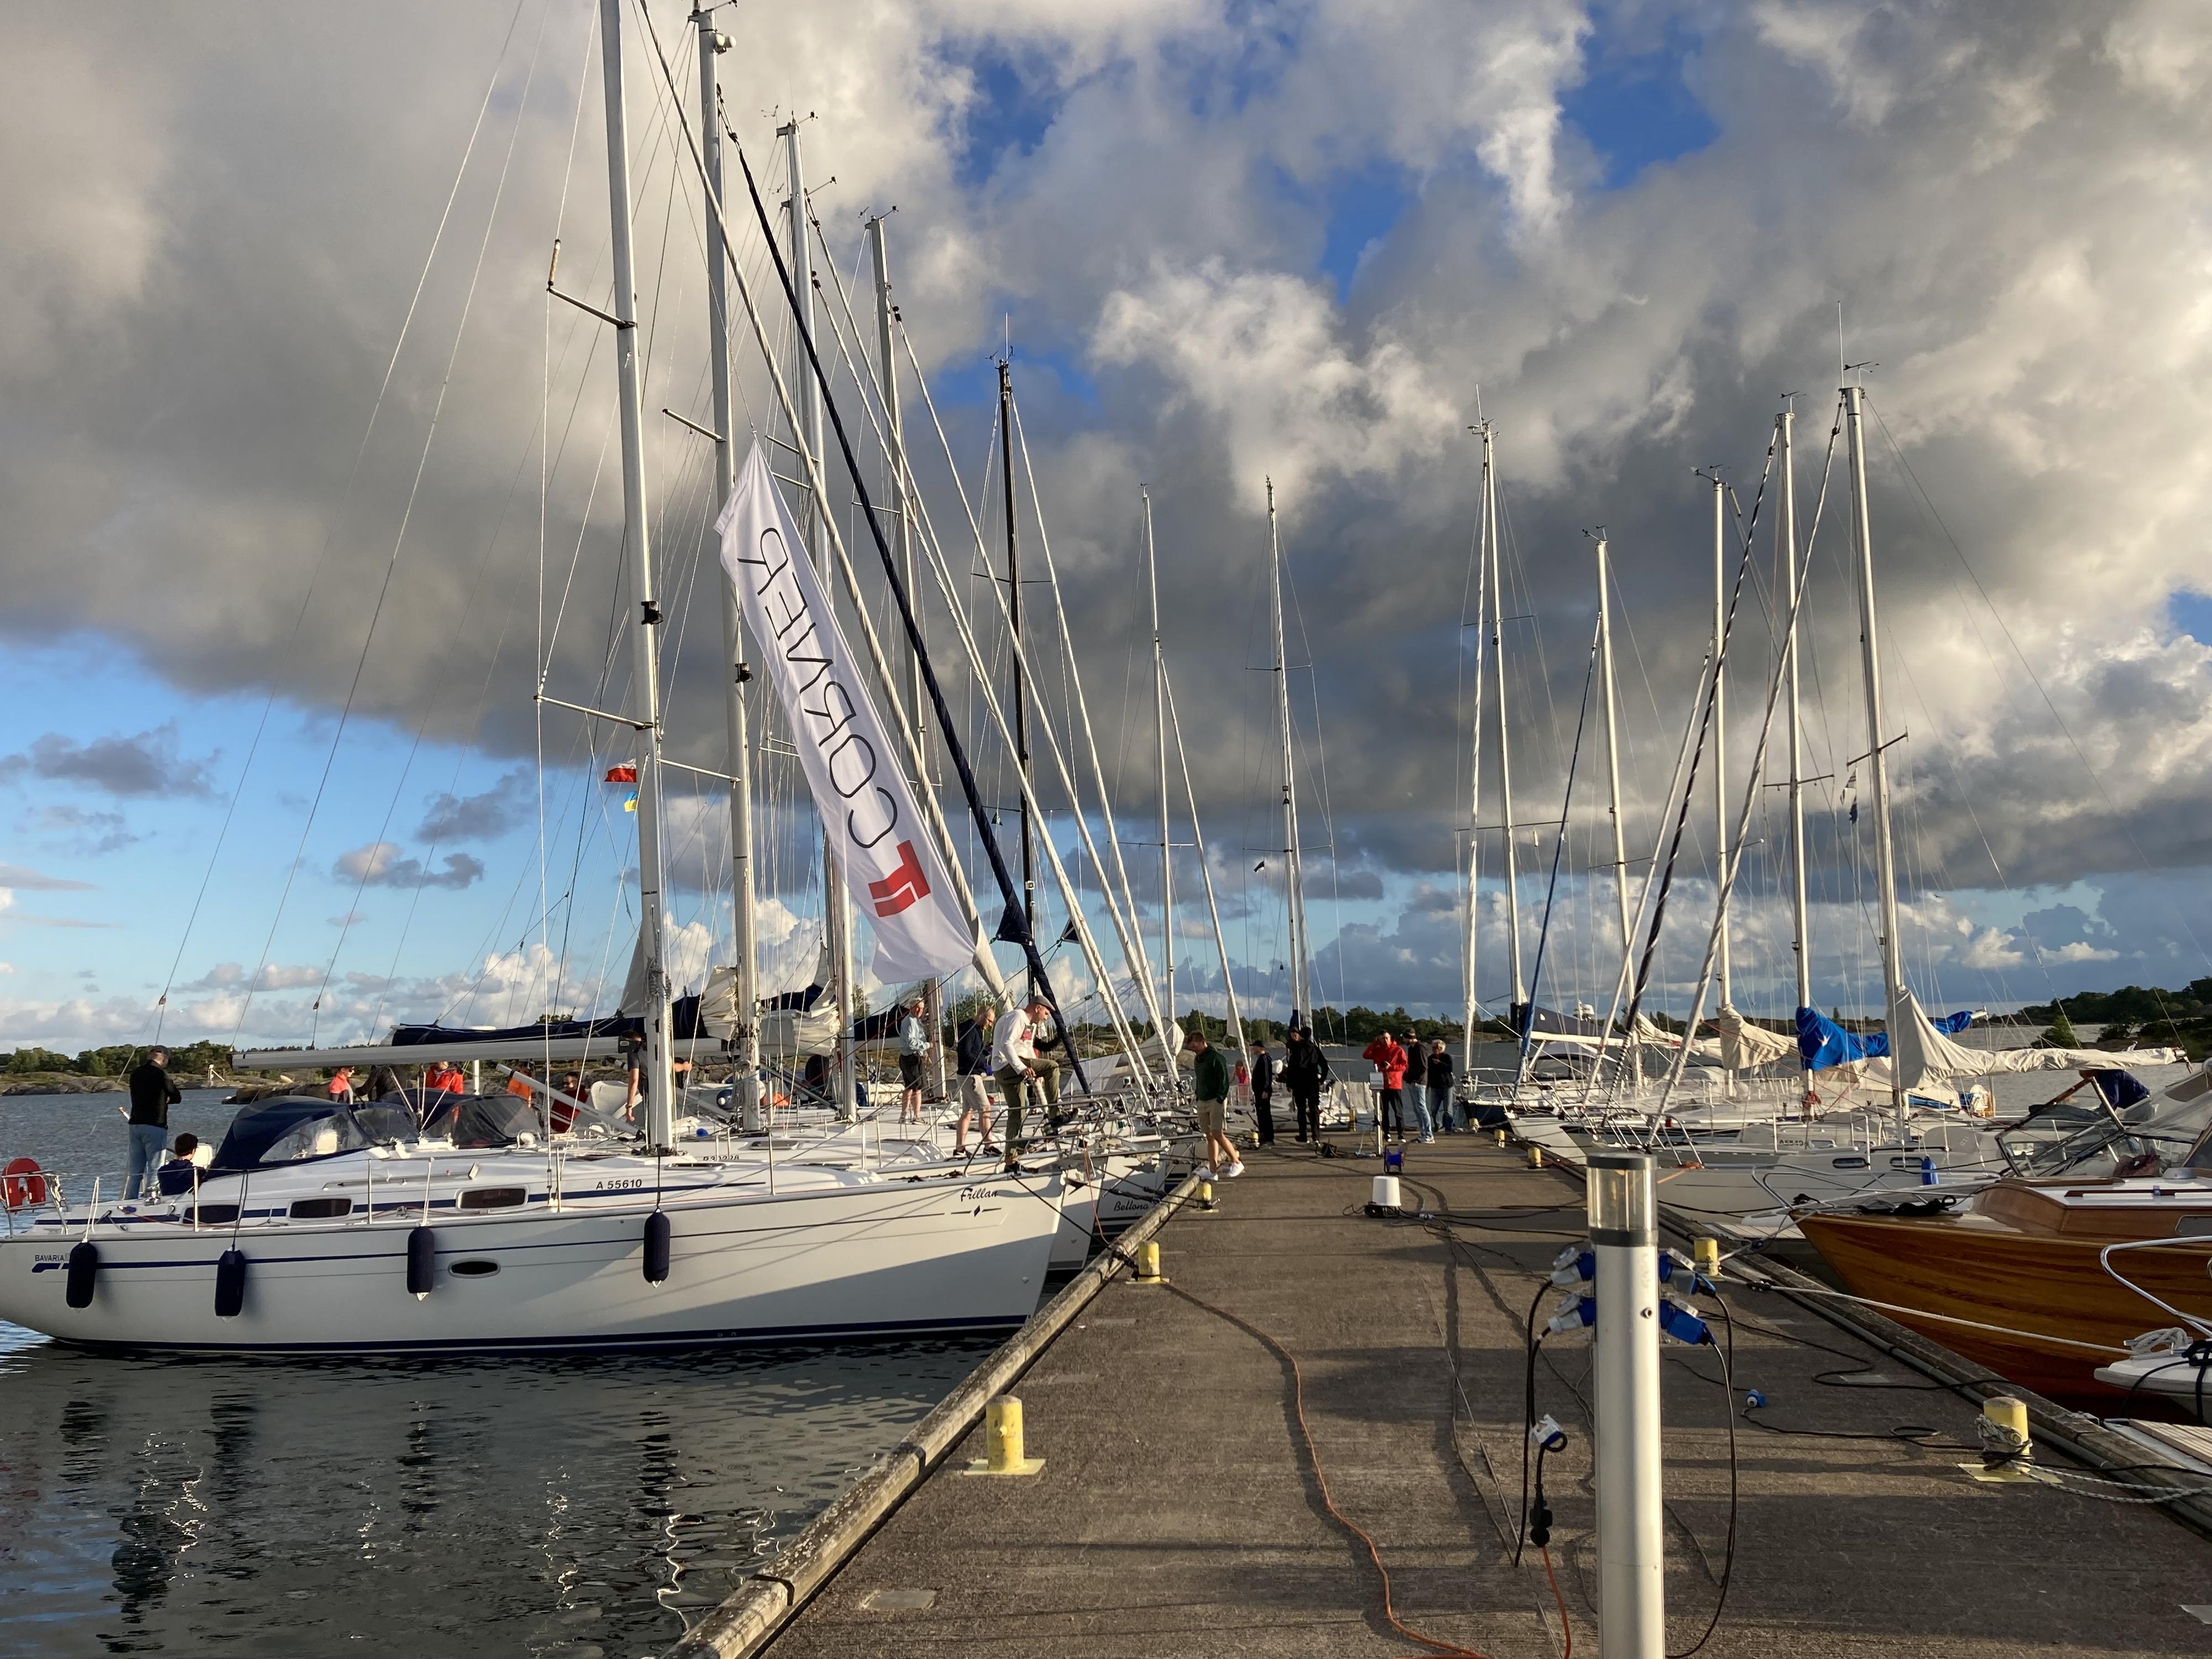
[0,1091,991,1657]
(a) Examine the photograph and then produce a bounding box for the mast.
[1461,441,1488,1076]
[998,361,1035,991]
[866,210,943,1098]
[780,119,855,1118]
[1484,425,1526,1012]
[1709,470,1731,1018]
[1267,481,1310,1029]
[1780,408,1812,1018]
[599,0,674,1150]
[1145,487,1173,1047]
[696,14,760,1131]
[1844,383,1907,1121]
[1595,534,1632,963]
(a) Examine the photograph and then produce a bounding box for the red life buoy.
[2,1156,48,1211]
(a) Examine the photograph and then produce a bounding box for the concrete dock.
[738,1139,2212,1656]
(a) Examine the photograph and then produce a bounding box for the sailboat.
[1504,388,2194,1228]
[0,0,1068,1354]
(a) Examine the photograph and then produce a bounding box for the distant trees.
[2,1038,236,1077]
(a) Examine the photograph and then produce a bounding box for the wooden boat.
[1798,1176,2212,1405]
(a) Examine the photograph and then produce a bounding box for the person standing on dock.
[953,1004,997,1156]
[124,1045,181,1200]
[1189,1031,1243,1180]
[1427,1040,1457,1134]
[1249,1040,1277,1145]
[898,997,932,1126]
[1363,1030,1410,1144]
[1285,1027,1328,1143]
[993,996,1060,1166]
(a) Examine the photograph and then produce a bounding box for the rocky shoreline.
[0,1073,258,1099]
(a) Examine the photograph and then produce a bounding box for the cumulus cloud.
[29,805,139,853]
[416,767,531,843]
[0,723,218,799]
[334,841,485,891]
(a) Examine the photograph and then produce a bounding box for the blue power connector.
[1657,1296,1710,1346]
[1550,1245,1595,1286]
[1546,1293,1598,1336]
[1658,1250,1717,1297]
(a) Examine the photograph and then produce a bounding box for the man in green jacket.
[1189,1032,1243,1180]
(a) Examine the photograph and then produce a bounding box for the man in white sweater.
[992,995,1061,1167]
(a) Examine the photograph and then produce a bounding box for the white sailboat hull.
[0,1173,1061,1356]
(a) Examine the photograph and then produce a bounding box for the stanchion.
[1589,1150,1663,1659]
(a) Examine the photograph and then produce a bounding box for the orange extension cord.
[1165,1281,1575,1658]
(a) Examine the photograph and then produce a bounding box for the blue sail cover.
[1795,1005,1975,1071]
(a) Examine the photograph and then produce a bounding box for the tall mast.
[598,0,673,1149]
[1595,533,1632,964]
[1780,408,1812,1017]
[1709,470,1732,1017]
[1144,488,1173,1042]
[1844,383,1906,1121]
[779,119,855,1118]
[998,361,1035,991]
[696,13,759,1130]
[1461,439,1488,1075]
[1484,425,1526,1011]
[1267,481,1310,1027]
[865,210,942,1097]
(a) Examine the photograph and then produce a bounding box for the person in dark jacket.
[1249,1040,1277,1145]
[1284,1028,1329,1142]
[126,1046,182,1200]
[1427,1040,1458,1132]
[952,1005,997,1155]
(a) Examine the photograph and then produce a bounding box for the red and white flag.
[717,444,974,983]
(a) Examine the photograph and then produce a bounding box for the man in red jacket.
[1361,1030,1410,1144]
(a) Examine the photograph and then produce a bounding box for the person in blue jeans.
[1408,1042,1437,1143]
[1427,1040,1458,1133]
[124,1046,181,1199]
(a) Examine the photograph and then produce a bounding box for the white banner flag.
[717,443,974,984]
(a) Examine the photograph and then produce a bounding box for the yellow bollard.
[1963,1394,2033,1483]
[1694,1237,1720,1277]
[964,1394,1046,1477]
[1195,1178,1216,1212]
[1494,1128,1508,1146]
[1525,1144,1545,1168]
[1131,1239,1167,1286]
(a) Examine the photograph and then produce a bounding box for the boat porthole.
[449,1259,500,1277]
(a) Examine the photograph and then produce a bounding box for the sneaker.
[979,1142,1001,1155]
[1420,1134,1436,1144]
[1223,1161,1246,1178]
[1194,1166,1217,1181]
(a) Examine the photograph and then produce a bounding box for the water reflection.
[0,1329,984,1657]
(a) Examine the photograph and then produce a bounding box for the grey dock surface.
[761,1138,2212,1656]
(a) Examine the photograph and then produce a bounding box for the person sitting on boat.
[1362,1031,1410,1144]
[424,1061,467,1100]
[154,1133,211,1196]
[326,1066,356,1104]
[552,1071,583,1134]
[952,1004,997,1156]
[992,996,1060,1166]
[898,997,931,1127]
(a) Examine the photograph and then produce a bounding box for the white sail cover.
[718,445,974,985]
[1866,990,2182,1089]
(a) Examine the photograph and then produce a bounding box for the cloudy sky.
[3,0,2210,1052]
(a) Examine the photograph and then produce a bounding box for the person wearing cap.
[898,996,931,1126]
[992,994,1060,1165]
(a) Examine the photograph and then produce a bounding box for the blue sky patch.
[1560,28,1719,190]
[2171,588,2212,646]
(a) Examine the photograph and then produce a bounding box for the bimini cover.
[422,1093,540,1149]
[211,1098,411,1172]
[1797,1004,1975,1071]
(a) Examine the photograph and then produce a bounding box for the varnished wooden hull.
[1797,1212,2212,1405]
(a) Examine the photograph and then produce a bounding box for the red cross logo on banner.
[867,840,932,917]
